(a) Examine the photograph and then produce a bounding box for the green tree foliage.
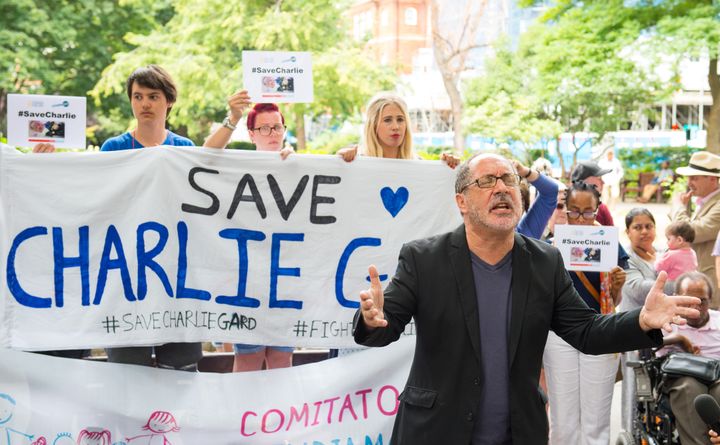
[464,42,562,154]
[92,0,396,148]
[0,0,171,143]
[466,0,670,174]
[529,3,663,138]
[522,0,720,153]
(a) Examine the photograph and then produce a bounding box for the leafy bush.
[226,141,256,151]
[669,175,688,197]
[306,131,359,154]
[415,146,477,161]
[416,150,441,161]
[617,146,701,179]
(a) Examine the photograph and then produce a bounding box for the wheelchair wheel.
[615,431,636,445]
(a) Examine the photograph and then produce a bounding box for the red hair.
[246,103,285,131]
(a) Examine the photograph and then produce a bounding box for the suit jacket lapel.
[509,233,531,367]
[694,192,720,220]
[449,224,483,365]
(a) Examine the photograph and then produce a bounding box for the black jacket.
[354,224,662,444]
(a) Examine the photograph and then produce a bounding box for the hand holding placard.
[227,90,252,124]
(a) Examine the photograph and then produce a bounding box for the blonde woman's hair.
[361,92,414,159]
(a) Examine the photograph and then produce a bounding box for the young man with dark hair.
[31,65,210,369]
[99,65,223,370]
[101,65,193,151]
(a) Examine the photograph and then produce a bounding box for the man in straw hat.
[671,151,720,308]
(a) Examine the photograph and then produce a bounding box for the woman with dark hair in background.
[619,207,676,434]
[543,180,628,445]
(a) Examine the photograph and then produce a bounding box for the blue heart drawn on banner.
[380,187,409,218]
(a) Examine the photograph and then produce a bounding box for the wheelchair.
[615,349,680,445]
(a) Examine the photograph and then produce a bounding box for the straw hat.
[676,152,720,177]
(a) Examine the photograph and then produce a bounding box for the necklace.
[131,130,166,149]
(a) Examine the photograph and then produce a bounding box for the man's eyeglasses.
[566,210,598,220]
[461,173,521,192]
[252,124,285,136]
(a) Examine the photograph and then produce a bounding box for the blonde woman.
[338,92,557,239]
[338,92,459,167]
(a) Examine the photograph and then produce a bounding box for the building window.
[381,9,389,27]
[353,10,373,41]
[353,15,361,41]
[405,7,418,26]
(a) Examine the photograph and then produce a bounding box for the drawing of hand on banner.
[0,145,460,351]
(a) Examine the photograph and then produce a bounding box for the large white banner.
[0,336,414,444]
[0,145,460,350]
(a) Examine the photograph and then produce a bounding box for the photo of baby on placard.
[261,76,294,93]
[29,120,65,139]
[570,246,602,263]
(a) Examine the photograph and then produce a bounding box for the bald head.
[675,271,712,328]
[455,153,516,194]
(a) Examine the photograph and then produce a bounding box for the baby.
[655,221,698,280]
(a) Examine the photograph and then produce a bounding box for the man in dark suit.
[353,153,700,445]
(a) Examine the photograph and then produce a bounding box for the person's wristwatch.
[222,116,237,131]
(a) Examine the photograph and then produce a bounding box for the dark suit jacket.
[354,225,662,445]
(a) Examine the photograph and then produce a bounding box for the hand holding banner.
[0,145,460,350]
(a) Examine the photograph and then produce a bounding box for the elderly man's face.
[687,175,719,198]
[679,280,711,328]
[456,155,523,234]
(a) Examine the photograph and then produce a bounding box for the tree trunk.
[571,132,580,170]
[556,135,566,179]
[294,106,306,152]
[440,72,465,155]
[430,0,485,156]
[0,90,6,138]
[707,58,720,154]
